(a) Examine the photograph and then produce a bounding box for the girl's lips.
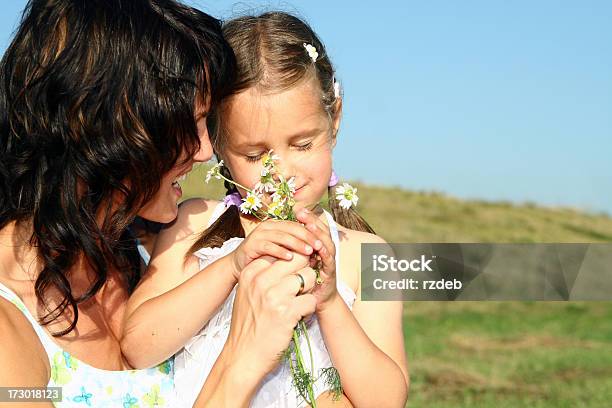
[294,185,306,196]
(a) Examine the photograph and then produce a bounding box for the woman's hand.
[295,209,339,313]
[193,250,319,406]
[225,252,318,377]
[228,219,323,280]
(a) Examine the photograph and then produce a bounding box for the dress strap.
[322,210,341,280]
[207,201,229,228]
[136,240,151,266]
[0,281,61,357]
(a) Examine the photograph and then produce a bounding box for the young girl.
[122,11,408,407]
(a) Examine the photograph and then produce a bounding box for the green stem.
[299,320,315,376]
[218,174,276,214]
[292,327,317,407]
[218,174,252,194]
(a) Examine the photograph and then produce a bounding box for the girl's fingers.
[263,230,314,257]
[296,211,336,277]
[308,222,334,256]
[258,220,321,254]
[256,240,294,261]
[296,210,334,252]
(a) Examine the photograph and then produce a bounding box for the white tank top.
[173,203,356,408]
[0,282,175,407]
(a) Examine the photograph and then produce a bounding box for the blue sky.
[2,1,610,214]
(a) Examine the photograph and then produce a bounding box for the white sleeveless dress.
[173,203,357,408]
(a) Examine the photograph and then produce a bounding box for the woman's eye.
[245,153,264,163]
[295,141,313,151]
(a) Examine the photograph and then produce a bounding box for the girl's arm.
[316,232,409,408]
[122,199,237,368]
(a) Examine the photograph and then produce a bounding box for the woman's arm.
[192,256,319,407]
[0,300,55,407]
[316,232,409,408]
[191,344,266,407]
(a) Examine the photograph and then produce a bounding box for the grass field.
[181,164,612,407]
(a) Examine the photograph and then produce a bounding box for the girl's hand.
[228,219,323,280]
[224,253,318,377]
[296,209,339,313]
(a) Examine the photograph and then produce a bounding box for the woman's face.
[138,112,212,223]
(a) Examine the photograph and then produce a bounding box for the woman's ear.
[331,98,343,148]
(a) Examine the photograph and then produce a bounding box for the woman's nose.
[193,119,213,162]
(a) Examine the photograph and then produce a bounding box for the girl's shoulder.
[336,224,387,245]
[335,224,389,295]
[174,198,223,235]
[151,198,222,265]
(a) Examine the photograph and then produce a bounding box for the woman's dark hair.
[0,0,235,336]
[190,11,373,255]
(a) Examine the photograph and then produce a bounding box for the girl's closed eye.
[245,152,265,163]
[294,141,313,151]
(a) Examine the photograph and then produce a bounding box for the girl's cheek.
[304,149,332,170]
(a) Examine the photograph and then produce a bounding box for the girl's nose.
[275,158,296,181]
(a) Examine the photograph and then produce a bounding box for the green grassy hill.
[181,164,612,407]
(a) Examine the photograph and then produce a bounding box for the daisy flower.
[205,160,224,183]
[266,198,285,219]
[239,191,263,214]
[335,183,359,209]
[271,176,296,202]
[286,176,297,194]
[255,173,276,193]
[262,150,279,170]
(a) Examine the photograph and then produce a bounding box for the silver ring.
[294,273,305,295]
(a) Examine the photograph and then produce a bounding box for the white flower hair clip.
[303,43,318,63]
[334,80,341,98]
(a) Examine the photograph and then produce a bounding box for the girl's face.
[138,110,213,223]
[221,78,340,212]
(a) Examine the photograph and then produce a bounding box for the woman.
[0,1,325,406]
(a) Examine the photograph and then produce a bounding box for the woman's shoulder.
[0,297,49,385]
